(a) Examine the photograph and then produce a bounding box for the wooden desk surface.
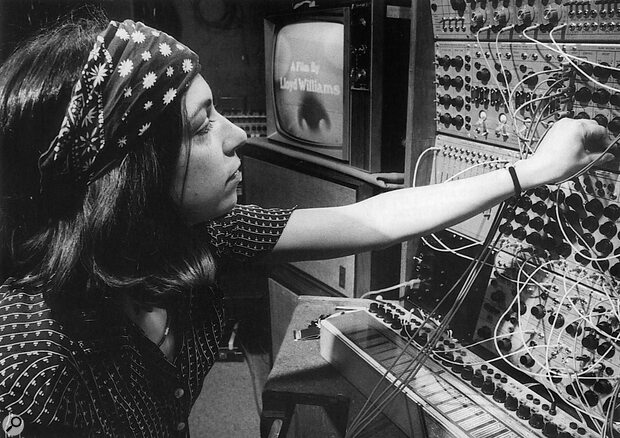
[261,296,409,438]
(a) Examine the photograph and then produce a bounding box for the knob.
[582,233,596,247]
[512,227,526,240]
[582,333,598,350]
[550,189,566,203]
[451,96,464,109]
[532,202,547,215]
[438,55,452,68]
[565,193,584,210]
[523,71,538,87]
[450,75,464,89]
[451,357,464,373]
[584,390,599,407]
[414,332,428,345]
[490,290,504,302]
[575,111,590,119]
[529,413,544,429]
[438,74,450,86]
[597,320,612,334]
[461,365,474,380]
[597,341,615,358]
[520,354,535,368]
[558,242,572,257]
[482,377,495,395]
[493,386,507,403]
[592,89,611,105]
[609,117,620,135]
[526,232,542,245]
[566,322,582,337]
[440,113,452,125]
[497,70,512,85]
[517,196,532,210]
[505,394,518,411]
[579,371,596,386]
[450,56,464,69]
[543,422,559,438]
[579,62,594,77]
[531,304,546,319]
[452,115,464,129]
[439,94,452,106]
[472,370,484,387]
[543,5,560,24]
[529,217,544,231]
[515,212,530,225]
[611,93,620,107]
[581,215,599,232]
[517,7,534,26]
[548,313,565,328]
[585,199,604,216]
[351,67,367,83]
[493,7,510,26]
[604,204,620,221]
[477,68,491,82]
[499,222,513,235]
[517,403,532,420]
[450,0,466,11]
[575,87,592,103]
[566,382,580,397]
[594,63,611,80]
[614,63,620,81]
[471,9,487,28]
[600,221,617,238]
[595,239,613,256]
[594,114,609,128]
[534,186,550,200]
[497,339,512,352]
[594,379,613,394]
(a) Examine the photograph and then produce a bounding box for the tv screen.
[273,21,344,148]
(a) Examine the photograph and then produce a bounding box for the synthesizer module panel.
[404,1,620,436]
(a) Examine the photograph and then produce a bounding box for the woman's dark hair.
[0,13,215,309]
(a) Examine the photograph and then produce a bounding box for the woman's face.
[171,74,247,224]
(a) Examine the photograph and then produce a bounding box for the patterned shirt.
[0,205,293,437]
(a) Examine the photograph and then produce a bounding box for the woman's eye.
[197,119,216,136]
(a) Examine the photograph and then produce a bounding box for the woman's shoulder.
[0,280,81,421]
[0,279,76,356]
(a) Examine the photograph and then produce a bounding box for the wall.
[172,0,269,112]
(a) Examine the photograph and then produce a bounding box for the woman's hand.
[514,118,615,189]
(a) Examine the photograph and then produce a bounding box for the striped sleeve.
[0,285,92,432]
[202,204,295,261]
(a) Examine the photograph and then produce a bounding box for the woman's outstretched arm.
[267,119,614,262]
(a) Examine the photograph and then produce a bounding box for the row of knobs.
[501,189,620,274]
[529,305,618,356]
[574,112,620,135]
[574,87,620,106]
[437,351,583,437]
[577,62,620,82]
[566,1,620,18]
[373,302,600,437]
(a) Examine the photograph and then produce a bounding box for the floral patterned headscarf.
[38,19,200,188]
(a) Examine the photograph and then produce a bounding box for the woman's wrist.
[511,158,549,191]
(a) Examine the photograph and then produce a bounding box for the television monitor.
[273,21,345,149]
[264,1,411,173]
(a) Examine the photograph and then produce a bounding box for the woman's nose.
[222,117,247,155]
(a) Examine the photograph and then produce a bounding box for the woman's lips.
[228,168,242,183]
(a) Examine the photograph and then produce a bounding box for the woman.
[0,15,612,437]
